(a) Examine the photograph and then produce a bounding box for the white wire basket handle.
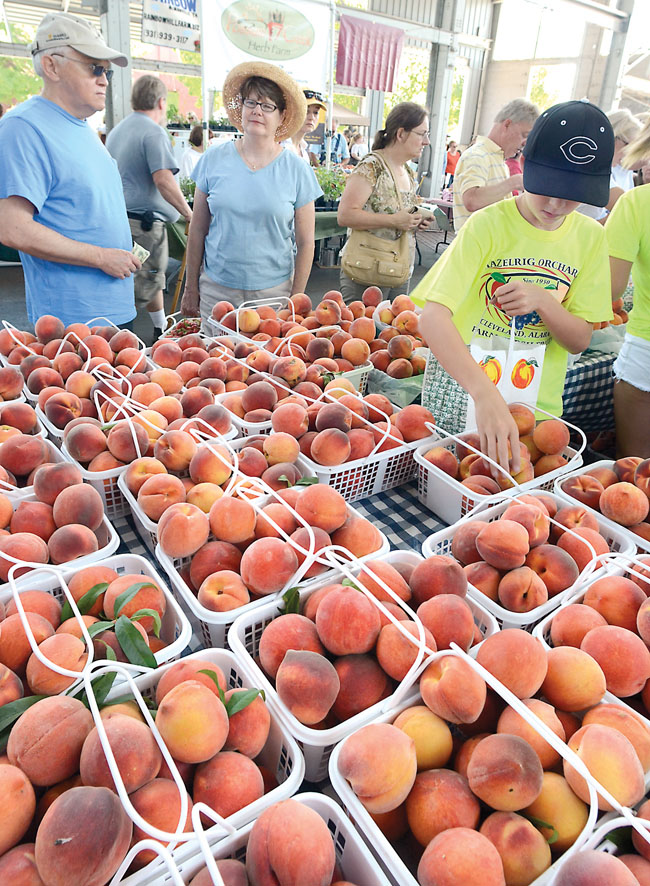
[109,841,186,886]
[1,319,38,356]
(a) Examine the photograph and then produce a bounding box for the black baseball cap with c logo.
[522,99,615,206]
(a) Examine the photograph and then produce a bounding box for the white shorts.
[613,332,650,392]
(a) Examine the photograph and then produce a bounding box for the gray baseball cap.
[30,12,128,66]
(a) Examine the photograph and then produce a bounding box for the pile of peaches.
[0,654,281,884]
[593,295,628,329]
[336,625,650,886]
[0,562,170,705]
[209,287,427,380]
[156,483,385,614]
[448,492,619,614]
[246,549,489,731]
[0,455,113,578]
[421,404,573,495]
[559,457,650,538]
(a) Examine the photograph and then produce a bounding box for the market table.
[562,348,615,434]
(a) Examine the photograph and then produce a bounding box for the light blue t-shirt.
[0,96,135,327]
[193,141,322,290]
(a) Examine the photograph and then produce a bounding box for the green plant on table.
[179,176,196,202]
[314,166,347,201]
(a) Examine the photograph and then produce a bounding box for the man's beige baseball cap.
[30,12,128,66]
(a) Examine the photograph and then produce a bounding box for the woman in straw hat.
[181,62,322,325]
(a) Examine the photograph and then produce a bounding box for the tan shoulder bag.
[341,152,411,287]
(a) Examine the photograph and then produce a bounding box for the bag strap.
[369,151,405,211]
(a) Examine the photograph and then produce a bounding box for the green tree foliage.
[0,23,41,108]
[528,66,557,111]
[333,93,361,113]
[447,71,465,131]
[383,48,429,119]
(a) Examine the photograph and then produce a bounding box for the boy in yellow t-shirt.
[412,100,614,476]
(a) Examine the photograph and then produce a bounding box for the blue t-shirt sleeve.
[0,117,52,212]
[143,129,178,175]
[339,135,350,160]
[294,161,323,208]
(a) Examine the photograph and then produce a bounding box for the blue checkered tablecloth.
[562,349,615,434]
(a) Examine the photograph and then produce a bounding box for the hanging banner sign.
[141,0,200,51]
[201,0,330,89]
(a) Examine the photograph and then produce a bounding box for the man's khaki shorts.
[129,218,168,308]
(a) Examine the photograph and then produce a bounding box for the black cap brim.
[523,158,610,206]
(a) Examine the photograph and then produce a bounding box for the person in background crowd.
[0,103,5,119]
[178,124,206,180]
[578,108,642,223]
[282,89,325,163]
[311,118,350,167]
[452,98,539,231]
[107,74,193,343]
[414,100,614,474]
[445,140,460,186]
[607,116,650,458]
[0,12,139,329]
[337,102,433,304]
[350,132,369,165]
[180,62,322,327]
[505,149,523,195]
[634,161,650,188]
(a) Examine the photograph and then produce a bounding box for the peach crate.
[116,791,391,886]
[421,490,635,631]
[81,648,305,885]
[554,458,650,555]
[115,437,297,555]
[2,553,192,673]
[155,485,390,651]
[327,645,617,886]
[227,550,498,783]
[414,420,585,526]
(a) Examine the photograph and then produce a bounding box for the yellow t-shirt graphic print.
[411,197,613,418]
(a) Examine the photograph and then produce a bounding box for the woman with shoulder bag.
[337,102,433,304]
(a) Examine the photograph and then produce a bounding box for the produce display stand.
[422,490,636,630]
[228,550,498,782]
[554,459,650,554]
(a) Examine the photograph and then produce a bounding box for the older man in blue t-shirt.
[0,12,139,329]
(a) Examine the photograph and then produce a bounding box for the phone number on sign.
[143,30,189,42]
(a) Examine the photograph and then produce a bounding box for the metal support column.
[100,0,131,133]
[598,0,634,111]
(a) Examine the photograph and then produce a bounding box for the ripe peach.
[0,532,49,581]
[276,649,340,725]
[560,473,605,509]
[156,680,228,764]
[52,483,104,531]
[155,659,226,704]
[295,485,347,534]
[332,654,390,721]
[48,524,99,565]
[64,422,107,464]
[465,561,501,601]
[417,827,506,886]
[525,544,579,596]
[581,624,650,697]
[330,515,383,558]
[550,602,607,647]
[554,849,640,885]
[189,540,242,589]
[376,620,436,681]
[154,429,198,472]
[423,446,459,479]
[557,526,609,572]
[409,555,467,605]
[239,537,299,595]
[583,574,645,632]
[0,764,36,856]
[498,565,548,612]
[564,723,645,811]
[583,703,650,771]
[541,646,606,710]
[338,722,417,813]
[480,811,551,884]
[476,629,548,698]
[406,769,480,848]
[26,633,87,695]
[315,584,381,655]
[497,699,565,769]
[420,654,487,724]
[467,732,543,811]
[600,481,649,525]
[394,404,435,442]
[417,594,474,651]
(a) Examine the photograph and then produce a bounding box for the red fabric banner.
[336,14,404,93]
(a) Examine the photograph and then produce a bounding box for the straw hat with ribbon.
[222,61,308,141]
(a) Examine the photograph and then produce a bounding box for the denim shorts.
[613,332,650,392]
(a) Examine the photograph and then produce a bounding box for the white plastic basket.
[299,428,438,504]
[328,647,603,886]
[372,298,421,332]
[3,553,191,667]
[554,459,650,555]
[421,491,636,631]
[156,489,390,651]
[83,648,305,885]
[115,437,263,555]
[227,550,498,783]
[117,790,390,886]
[0,494,120,591]
[414,434,583,526]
